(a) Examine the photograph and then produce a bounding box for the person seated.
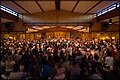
[8,64,27,80]
[63,59,70,70]
[104,52,114,70]
[91,54,102,74]
[5,55,16,72]
[90,66,103,80]
[54,60,65,80]
[39,58,51,80]
[69,63,80,80]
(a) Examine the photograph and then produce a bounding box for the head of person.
[7,55,13,61]
[41,58,48,65]
[107,52,112,57]
[96,66,103,74]
[13,64,20,72]
[94,54,99,61]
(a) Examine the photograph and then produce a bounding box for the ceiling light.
[51,26,56,28]
[73,27,79,30]
[42,26,50,29]
[66,26,74,28]
[60,26,66,28]
[28,28,38,32]
[32,26,38,28]
[35,27,43,30]
[77,26,83,28]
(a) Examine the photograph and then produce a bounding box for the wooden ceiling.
[1,0,119,32]
[1,0,117,14]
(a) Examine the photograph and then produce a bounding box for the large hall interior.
[0,0,120,80]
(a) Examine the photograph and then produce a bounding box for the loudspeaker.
[109,19,112,24]
[5,22,14,29]
[5,22,14,31]
[101,22,109,31]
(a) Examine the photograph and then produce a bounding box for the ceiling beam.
[55,0,60,10]
[35,0,44,13]
[71,0,80,13]
[11,0,31,15]
[24,22,91,26]
[35,27,80,32]
[84,0,103,14]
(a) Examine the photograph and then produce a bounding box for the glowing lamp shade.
[73,27,79,30]
[66,26,74,29]
[32,26,38,28]
[112,37,115,39]
[42,26,50,29]
[106,36,109,38]
[35,27,43,30]
[77,26,83,28]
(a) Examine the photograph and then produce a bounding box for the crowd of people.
[0,38,120,80]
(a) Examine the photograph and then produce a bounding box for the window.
[117,2,120,7]
[18,14,22,18]
[0,5,22,18]
[1,5,6,11]
[96,1,119,17]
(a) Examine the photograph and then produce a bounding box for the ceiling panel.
[61,1,77,11]
[74,1,98,13]
[89,1,117,13]
[15,1,42,14]
[38,1,55,11]
[1,1,27,14]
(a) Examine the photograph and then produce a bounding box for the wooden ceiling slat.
[55,0,60,10]
[35,0,44,13]
[11,0,31,15]
[84,0,103,14]
[71,0,80,13]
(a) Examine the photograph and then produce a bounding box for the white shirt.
[62,48,65,53]
[5,61,16,72]
[91,50,95,56]
[9,72,27,79]
[105,56,114,67]
[68,47,72,56]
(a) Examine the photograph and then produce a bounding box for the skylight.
[96,1,119,17]
[0,5,22,18]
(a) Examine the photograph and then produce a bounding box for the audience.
[0,38,120,80]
